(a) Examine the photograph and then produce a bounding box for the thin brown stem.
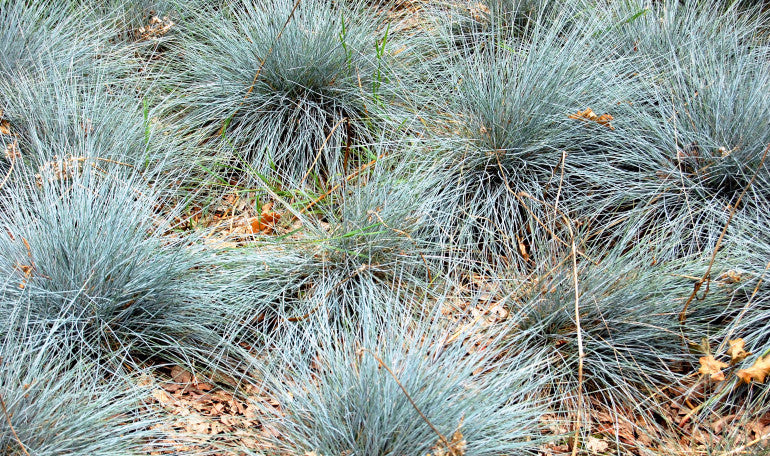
[679,143,769,324]
[357,348,450,448]
[560,153,584,456]
[1,392,31,456]
[569,224,584,456]
[218,0,302,137]
[299,117,347,187]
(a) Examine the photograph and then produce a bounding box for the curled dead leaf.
[720,269,743,284]
[736,355,770,384]
[568,108,615,130]
[250,212,281,234]
[727,339,752,365]
[698,355,728,381]
[250,202,282,234]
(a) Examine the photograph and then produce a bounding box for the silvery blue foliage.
[254,304,546,456]
[171,0,402,183]
[0,308,161,455]
[0,168,197,361]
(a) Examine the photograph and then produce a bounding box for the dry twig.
[299,117,347,187]
[0,392,31,456]
[218,0,302,137]
[679,144,770,324]
[356,348,453,451]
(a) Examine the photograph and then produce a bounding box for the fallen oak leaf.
[699,355,728,381]
[595,113,614,129]
[568,108,598,121]
[737,355,770,384]
[137,15,175,40]
[250,202,282,234]
[727,339,752,365]
[568,108,615,130]
[250,212,281,233]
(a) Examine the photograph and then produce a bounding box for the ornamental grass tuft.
[171,0,404,184]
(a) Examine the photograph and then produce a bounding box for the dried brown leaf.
[426,422,466,456]
[152,389,175,405]
[737,355,770,384]
[698,355,728,381]
[727,339,752,365]
[137,15,174,40]
[184,415,209,435]
[4,140,20,160]
[720,269,743,284]
[171,365,193,384]
[568,108,615,130]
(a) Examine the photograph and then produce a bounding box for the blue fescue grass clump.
[0,0,153,88]
[210,154,435,335]
[0,0,91,77]
[0,65,199,191]
[565,0,770,259]
[420,0,557,71]
[253,304,546,456]
[504,247,723,424]
[0,60,218,367]
[82,0,214,77]
[0,309,160,456]
[171,0,401,184]
[1,1,91,171]
[0,167,199,363]
[415,1,632,270]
